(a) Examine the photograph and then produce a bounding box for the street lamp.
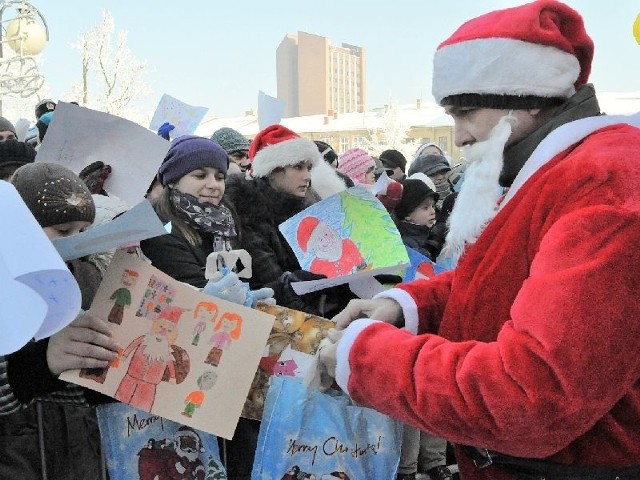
[0,0,49,115]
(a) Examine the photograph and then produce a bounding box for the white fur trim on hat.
[432,38,580,104]
[310,160,348,199]
[250,137,322,178]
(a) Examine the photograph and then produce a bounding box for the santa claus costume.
[333,2,640,479]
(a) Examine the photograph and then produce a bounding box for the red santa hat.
[248,124,322,178]
[297,216,320,253]
[432,0,594,109]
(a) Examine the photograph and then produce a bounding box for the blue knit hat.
[157,135,229,186]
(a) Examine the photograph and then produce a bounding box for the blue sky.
[29,1,640,118]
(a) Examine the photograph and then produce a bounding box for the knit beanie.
[209,127,250,155]
[248,124,321,178]
[408,154,451,177]
[379,149,407,171]
[408,172,438,193]
[36,111,55,141]
[432,0,594,109]
[0,139,36,169]
[11,162,96,228]
[157,135,229,186]
[395,178,439,219]
[337,148,376,184]
[0,116,16,135]
[414,142,443,158]
[35,99,56,120]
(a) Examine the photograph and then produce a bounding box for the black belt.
[464,446,640,480]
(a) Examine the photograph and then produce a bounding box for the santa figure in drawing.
[298,216,367,277]
[114,306,189,410]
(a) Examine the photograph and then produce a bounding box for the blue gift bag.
[252,376,403,480]
[97,402,227,479]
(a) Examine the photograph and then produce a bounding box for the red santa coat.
[336,118,640,479]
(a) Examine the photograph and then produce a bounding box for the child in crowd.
[1,162,120,479]
[394,178,441,261]
[337,147,377,185]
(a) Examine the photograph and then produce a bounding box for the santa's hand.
[332,298,404,330]
[318,328,344,380]
[203,270,247,305]
[47,312,121,376]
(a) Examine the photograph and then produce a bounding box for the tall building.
[277,31,367,118]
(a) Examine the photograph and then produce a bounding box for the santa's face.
[310,222,342,261]
[151,317,178,345]
[445,106,539,148]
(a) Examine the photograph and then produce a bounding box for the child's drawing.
[114,306,190,411]
[297,216,367,277]
[204,312,243,367]
[108,269,139,325]
[279,186,408,280]
[191,301,218,346]
[61,250,275,439]
[182,370,218,418]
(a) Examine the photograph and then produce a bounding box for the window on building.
[340,137,349,152]
[438,136,448,154]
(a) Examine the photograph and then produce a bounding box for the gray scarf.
[170,189,237,248]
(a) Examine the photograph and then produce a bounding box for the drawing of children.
[297,217,367,277]
[192,301,218,346]
[108,269,139,324]
[205,312,243,367]
[181,370,218,418]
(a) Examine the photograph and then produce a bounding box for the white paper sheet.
[257,90,285,130]
[149,93,208,139]
[36,102,169,206]
[0,181,81,352]
[52,200,167,261]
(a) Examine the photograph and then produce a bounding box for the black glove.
[285,270,327,283]
[273,270,327,315]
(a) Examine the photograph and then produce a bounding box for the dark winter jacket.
[225,176,325,312]
[1,257,105,479]
[140,201,242,289]
[396,220,442,261]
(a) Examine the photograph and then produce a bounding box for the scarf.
[170,189,237,250]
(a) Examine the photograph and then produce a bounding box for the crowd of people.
[1,1,639,479]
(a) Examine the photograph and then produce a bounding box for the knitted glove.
[157,122,175,140]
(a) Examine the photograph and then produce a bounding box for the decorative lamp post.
[0,0,49,115]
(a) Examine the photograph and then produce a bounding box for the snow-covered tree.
[354,105,420,160]
[70,10,151,123]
